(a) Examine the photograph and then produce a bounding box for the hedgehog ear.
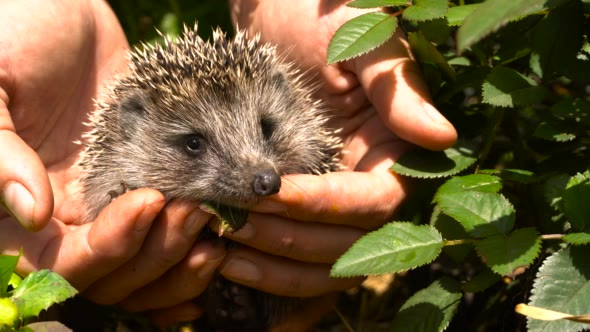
[118,90,148,138]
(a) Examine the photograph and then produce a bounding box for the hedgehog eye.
[184,134,205,156]
[260,118,276,141]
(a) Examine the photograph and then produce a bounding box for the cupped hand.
[223,0,458,326]
[0,0,220,326]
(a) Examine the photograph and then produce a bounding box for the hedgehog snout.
[252,168,281,196]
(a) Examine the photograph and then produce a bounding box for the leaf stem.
[540,234,564,240]
[443,239,476,246]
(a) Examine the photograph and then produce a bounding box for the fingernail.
[2,181,35,230]
[423,103,451,125]
[197,256,224,279]
[228,222,255,240]
[221,257,261,283]
[184,208,210,235]
[254,199,286,213]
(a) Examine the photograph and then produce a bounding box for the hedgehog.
[77,25,342,331]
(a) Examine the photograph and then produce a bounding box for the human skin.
[0,0,456,328]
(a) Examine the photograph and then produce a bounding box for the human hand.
[0,0,221,326]
[224,0,458,328]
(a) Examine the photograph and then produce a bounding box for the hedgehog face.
[108,70,330,208]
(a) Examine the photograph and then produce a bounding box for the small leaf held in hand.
[391,277,462,331]
[327,12,397,64]
[391,140,477,178]
[475,228,541,277]
[10,270,78,320]
[331,222,443,277]
[200,203,249,234]
[482,67,547,107]
[403,0,448,22]
[438,191,515,237]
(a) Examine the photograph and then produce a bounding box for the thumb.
[351,32,457,151]
[0,96,53,231]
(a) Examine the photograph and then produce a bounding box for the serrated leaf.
[408,31,455,80]
[347,0,409,8]
[462,269,502,293]
[391,277,462,332]
[10,270,77,320]
[403,0,448,22]
[457,0,569,52]
[331,222,443,277]
[446,4,479,26]
[438,191,515,238]
[479,168,537,184]
[534,122,576,142]
[434,174,502,204]
[475,228,541,277]
[327,12,398,64]
[527,246,590,331]
[0,255,19,297]
[482,67,547,107]
[529,1,584,78]
[544,173,569,213]
[432,211,473,262]
[563,171,590,231]
[201,203,249,234]
[563,233,590,246]
[390,140,477,178]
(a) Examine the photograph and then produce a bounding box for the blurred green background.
[107,0,233,45]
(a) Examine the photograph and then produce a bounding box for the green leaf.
[438,191,515,238]
[8,274,21,291]
[432,210,473,262]
[408,31,455,81]
[434,174,502,204]
[552,97,590,127]
[534,122,576,142]
[479,169,537,184]
[462,269,502,293]
[347,0,409,8]
[563,233,590,246]
[391,277,462,332]
[446,4,479,26]
[457,0,569,52]
[544,173,569,213]
[327,12,398,64]
[482,67,547,107]
[0,298,18,327]
[0,255,19,297]
[527,246,590,332]
[403,0,448,22]
[529,1,584,78]
[475,228,541,277]
[563,171,590,231]
[331,222,443,277]
[10,270,78,320]
[200,203,249,234]
[390,140,478,179]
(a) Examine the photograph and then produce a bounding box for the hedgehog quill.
[78,25,342,331]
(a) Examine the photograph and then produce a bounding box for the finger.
[149,301,203,328]
[36,188,165,291]
[120,240,225,312]
[0,97,53,231]
[252,171,406,229]
[350,32,457,151]
[216,213,363,263]
[84,200,212,304]
[220,247,363,297]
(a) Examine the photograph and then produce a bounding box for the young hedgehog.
[78,25,342,331]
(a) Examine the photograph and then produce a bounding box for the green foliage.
[328,0,590,330]
[0,254,76,330]
[527,246,590,332]
[331,222,443,276]
[200,203,249,233]
[391,277,462,331]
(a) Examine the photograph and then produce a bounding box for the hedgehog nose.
[253,169,281,196]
